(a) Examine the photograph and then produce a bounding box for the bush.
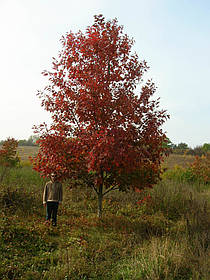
[190,154,210,184]
[163,154,210,185]
[162,164,197,183]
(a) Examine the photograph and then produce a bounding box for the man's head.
[51,173,57,182]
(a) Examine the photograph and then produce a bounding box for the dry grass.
[17,146,39,162]
[162,153,195,169]
[16,146,195,171]
[0,166,209,279]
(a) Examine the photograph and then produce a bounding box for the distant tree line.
[164,138,210,156]
[0,135,209,156]
[0,136,39,147]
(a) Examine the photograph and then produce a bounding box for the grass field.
[0,148,209,279]
[162,153,195,169]
[17,146,39,162]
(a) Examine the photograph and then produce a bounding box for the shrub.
[190,154,210,184]
[162,164,197,183]
[163,155,210,185]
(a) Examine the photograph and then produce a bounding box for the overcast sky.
[0,0,210,147]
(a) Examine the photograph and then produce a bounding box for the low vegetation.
[0,153,209,279]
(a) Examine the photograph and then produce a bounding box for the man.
[43,173,63,226]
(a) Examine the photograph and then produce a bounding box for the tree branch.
[103,185,119,196]
[90,183,99,195]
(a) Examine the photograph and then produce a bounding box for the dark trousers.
[46,201,59,225]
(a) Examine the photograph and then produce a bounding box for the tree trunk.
[97,184,103,218]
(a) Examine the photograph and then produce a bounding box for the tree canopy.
[32,15,169,217]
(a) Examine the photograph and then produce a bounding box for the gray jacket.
[43,181,63,204]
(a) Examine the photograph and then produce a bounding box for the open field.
[162,153,195,169]
[17,146,39,162]
[0,161,210,279]
[16,146,196,170]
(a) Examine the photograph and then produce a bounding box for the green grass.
[0,165,209,279]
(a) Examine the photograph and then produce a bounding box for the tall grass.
[0,165,209,279]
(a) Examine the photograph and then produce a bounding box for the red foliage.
[32,15,169,197]
[137,195,152,206]
[190,154,210,184]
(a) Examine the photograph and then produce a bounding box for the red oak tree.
[32,15,169,217]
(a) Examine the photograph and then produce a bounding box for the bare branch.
[90,184,99,195]
[103,185,119,196]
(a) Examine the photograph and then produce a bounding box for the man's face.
[51,173,56,182]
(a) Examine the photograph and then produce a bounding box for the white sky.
[0,0,210,148]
